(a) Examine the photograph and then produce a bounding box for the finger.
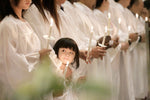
[98,53,105,56]
[100,56,103,60]
[98,49,106,53]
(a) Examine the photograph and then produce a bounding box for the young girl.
[53,37,80,100]
[0,0,50,99]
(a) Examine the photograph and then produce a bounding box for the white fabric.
[108,1,148,99]
[72,2,115,100]
[24,4,62,69]
[0,15,41,98]
[108,2,135,100]
[94,8,121,100]
[124,8,148,98]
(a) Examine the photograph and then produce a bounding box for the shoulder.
[0,15,18,37]
[0,15,17,30]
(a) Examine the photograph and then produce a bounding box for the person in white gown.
[56,0,107,82]
[53,37,80,100]
[93,0,124,100]
[24,0,62,70]
[107,0,136,100]
[62,1,116,100]
[0,0,51,99]
[128,0,148,99]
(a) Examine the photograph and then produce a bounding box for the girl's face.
[13,0,31,10]
[58,48,75,65]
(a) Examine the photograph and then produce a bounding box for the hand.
[141,34,145,42]
[97,35,111,48]
[60,64,72,80]
[39,49,51,59]
[79,50,92,64]
[90,46,106,60]
[111,37,119,48]
[129,33,138,42]
[79,50,87,61]
[121,42,129,51]
[77,76,86,84]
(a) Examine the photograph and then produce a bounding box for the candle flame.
[66,61,69,67]
[50,18,53,27]
[136,13,139,19]
[105,26,108,33]
[145,17,148,22]
[108,12,111,19]
[118,18,121,24]
[91,26,94,33]
[128,26,131,32]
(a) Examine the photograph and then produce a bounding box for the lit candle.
[118,18,121,26]
[145,17,148,22]
[135,13,139,31]
[47,18,53,49]
[107,12,111,35]
[128,25,131,33]
[64,61,69,79]
[86,26,94,62]
[135,13,139,19]
[117,18,121,34]
[102,26,108,45]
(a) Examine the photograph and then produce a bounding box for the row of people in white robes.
[0,0,148,100]
[24,0,149,100]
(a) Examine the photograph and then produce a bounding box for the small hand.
[129,33,138,42]
[39,49,51,59]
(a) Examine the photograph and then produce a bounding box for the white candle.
[135,13,139,31]
[128,25,131,32]
[107,12,111,35]
[64,61,69,79]
[47,18,53,49]
[118,18,121,25]
[136,13,139,19]
[102,26,108,45]
[145,17,148,22]
[86,26,94,62]
[117,18,121,34]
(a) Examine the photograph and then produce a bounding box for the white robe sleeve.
[0,19,40,89]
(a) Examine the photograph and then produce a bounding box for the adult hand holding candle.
[86,26,94,62]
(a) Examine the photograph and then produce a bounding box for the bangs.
[58,39,77,52]
[53,38,80,69]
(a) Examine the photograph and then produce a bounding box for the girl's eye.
[70,52,74,55]
[62,49,65,52]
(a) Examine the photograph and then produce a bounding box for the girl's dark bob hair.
[53,38,80,69]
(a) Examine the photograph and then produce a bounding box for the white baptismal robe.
[124,8,148,98]
[72,3,115,100]
[24,4,62,69]
[108,2,135,100]
[94,9,122,100]
[0,15,41,96]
